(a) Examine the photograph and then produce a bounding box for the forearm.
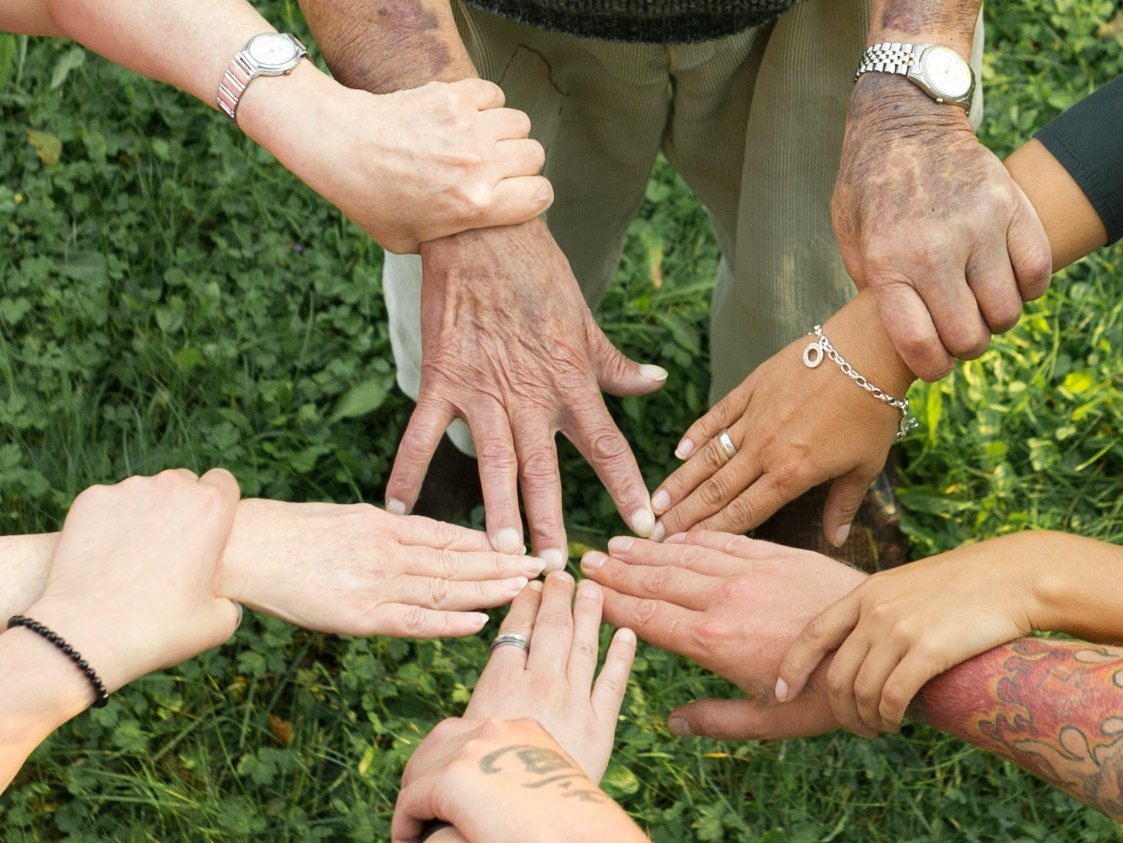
[0,623,101,792]
[1005,140,1108,269]
[867,0,980,53]
[913,637,1123,820]
[298,0,476,92]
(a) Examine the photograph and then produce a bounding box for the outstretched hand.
[582,532,862,739]
[652,292,910,546]
[387,220,666,568]
[219,500,547,638]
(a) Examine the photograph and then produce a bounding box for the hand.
[219,500,547,638]
[581,532,863,739]
[386,220,667,567]
[23,469,242,693]
[259,73,552,254]
[651,292,908,546]
[464,571,636,781]
[777,536,1041,735]
[393,719,645,843]
[833,78,1051,380]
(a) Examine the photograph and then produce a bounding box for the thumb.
[586,319,667,397]
[669,698,838,741]
[821,470,874,549]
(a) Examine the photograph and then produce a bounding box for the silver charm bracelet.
[803,325,919,440]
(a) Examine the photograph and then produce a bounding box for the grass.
[2,0,1123,839]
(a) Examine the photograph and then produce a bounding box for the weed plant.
[2,1,1123,839]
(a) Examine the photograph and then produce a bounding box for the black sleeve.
[1034,74,1123,245]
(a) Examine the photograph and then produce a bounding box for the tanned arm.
[915,638,1123,820]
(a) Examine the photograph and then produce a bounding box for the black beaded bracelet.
[7,615,110,708]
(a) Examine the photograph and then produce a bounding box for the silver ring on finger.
[490,632,531,655]
[718,429,738,460]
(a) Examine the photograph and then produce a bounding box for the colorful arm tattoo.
[913,638,1123,820]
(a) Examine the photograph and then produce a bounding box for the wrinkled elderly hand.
[219,500,546,638]
[833,78,1051,381]
[777,535,1042,735]
[257,73,552,254]
[652,291,910,546]
[582,532,862,739]
[387,220,667,568]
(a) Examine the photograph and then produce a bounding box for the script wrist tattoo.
[914,638,1123,821]
[480,744,605,803]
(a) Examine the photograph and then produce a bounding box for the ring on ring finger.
[490,632,531,655]
[718,429,738,460]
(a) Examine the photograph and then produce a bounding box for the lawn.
[2,1,1123,839]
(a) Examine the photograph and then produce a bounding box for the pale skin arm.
[1,499,548,639]
[653,110,1110,547]
[299,0,664,567]
[0,0,551,253]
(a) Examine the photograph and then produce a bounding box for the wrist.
[866,1,980,57]
[822,291,917,398]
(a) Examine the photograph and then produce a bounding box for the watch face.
[921,46,972,99]
[246,33,300,69]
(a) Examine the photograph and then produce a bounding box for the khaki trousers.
[383,0,984,455]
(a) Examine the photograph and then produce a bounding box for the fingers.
[512,421,567,568]
[197,466,240,506]
[1006,183,1053,303]
[965,257,1022,335]
[373,604,492,639]
[383,573,532,614]
[776,593,861,704]
[921,275,991,362]
[820,470,875,549]
[568,579,605,690]
[823,633,879,738]
[526,571,576,673]
[668,698,836,741]
[385,396,456,514]
[390,512,498,553]
[480,580,542,672]
[591,626,637,720]
[591,534,744,576]
[484,173,554,226]
[872,284,955,382]
[477,105,532,141]
[654,425,760,529]
[595,582,700,660]
[407,546,546,581]
[850,642,906,733]
[580,548,716,612]
[588,323,668,399]
[671,381,750,462]
[450,76,506,110]
[471,404,525,554]
[877,651,939,729]
[566,405,654,539]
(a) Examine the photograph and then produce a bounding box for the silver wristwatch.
[854,42,974,108]
[217,33,310,124]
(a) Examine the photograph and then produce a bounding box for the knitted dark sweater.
[464,0,801,43]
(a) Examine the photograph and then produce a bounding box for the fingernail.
[495,527,522,554]
[640,363,668,382]
[649,522,666,543]
[668,717,692,736]
[540,547,566,572]
[607,536,633,555]
[526,556,548,575]
[774,678,789,703]
[832,523,851,548]
[651,489,671,513]
[470,612,489,626]
[577,579,600,598]
[520,545,528,555]
[617,627,637,645]
[580,551,607,570]
[386,498,408,516]
[547,569,574,585]
[630,508,655,537]
[674,438,694,460]
[528,580,543,592]
[513,577,529,589]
